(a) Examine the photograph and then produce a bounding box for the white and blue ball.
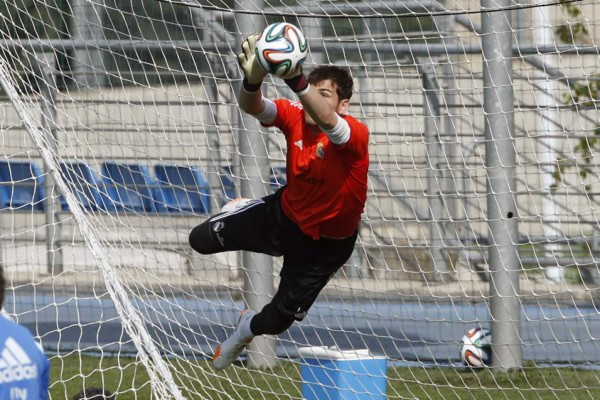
[221,198,253,213]
[256,22,308,77]
[459,327,492,368]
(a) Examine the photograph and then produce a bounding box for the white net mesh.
[1,0,600,398]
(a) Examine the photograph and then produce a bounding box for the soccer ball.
[221,198,253,213]
[255,22,308,77]
[459,327,492,368]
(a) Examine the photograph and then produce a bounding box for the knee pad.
[189,222,215,254]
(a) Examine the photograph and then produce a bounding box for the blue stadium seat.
[270,166,287,191]
[0,160,45,211]
[154,165,211,214]
[219,165,287,203]
[100,162,162,212]
[59,162,103,211]
[219,165,236,201]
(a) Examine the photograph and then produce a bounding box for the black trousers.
[189,188,357,334]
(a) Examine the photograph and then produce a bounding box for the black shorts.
[189,188,357,320]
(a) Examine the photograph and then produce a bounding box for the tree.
[551,1,598,194]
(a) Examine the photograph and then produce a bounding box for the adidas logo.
[0,337,38,384]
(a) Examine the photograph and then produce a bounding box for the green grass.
[50,355,600,399]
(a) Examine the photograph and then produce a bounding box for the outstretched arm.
[294,82,338,130]
[238,86,264,116]
[283,72,351,144]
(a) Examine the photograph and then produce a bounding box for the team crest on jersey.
[316,142,325,158]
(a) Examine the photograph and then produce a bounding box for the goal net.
[0,0,599,398]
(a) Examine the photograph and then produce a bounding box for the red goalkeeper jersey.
[263,99,369,240]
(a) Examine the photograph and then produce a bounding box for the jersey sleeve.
[339,116,369,158]
[260,99,304,139]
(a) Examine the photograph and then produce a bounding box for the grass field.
[49,355,600,399]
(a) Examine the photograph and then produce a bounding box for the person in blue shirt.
[0,267,51,400]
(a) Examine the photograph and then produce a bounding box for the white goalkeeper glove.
[237,34,268,86]
[279,65,303,81]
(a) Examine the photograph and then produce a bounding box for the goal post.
[0,49,186,400]
[0,0,600,398]
[481,0,522,371]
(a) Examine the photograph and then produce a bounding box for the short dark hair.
[307,65,354,101]
[0,266,5,310]
[72,388,115,400]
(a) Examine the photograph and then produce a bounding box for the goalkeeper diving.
[189,32,369,370]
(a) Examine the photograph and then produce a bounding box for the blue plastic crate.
[299,347,387,400]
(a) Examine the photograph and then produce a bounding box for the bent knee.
[189,223,215,254]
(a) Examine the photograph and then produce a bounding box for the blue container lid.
[298,346,387,361]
